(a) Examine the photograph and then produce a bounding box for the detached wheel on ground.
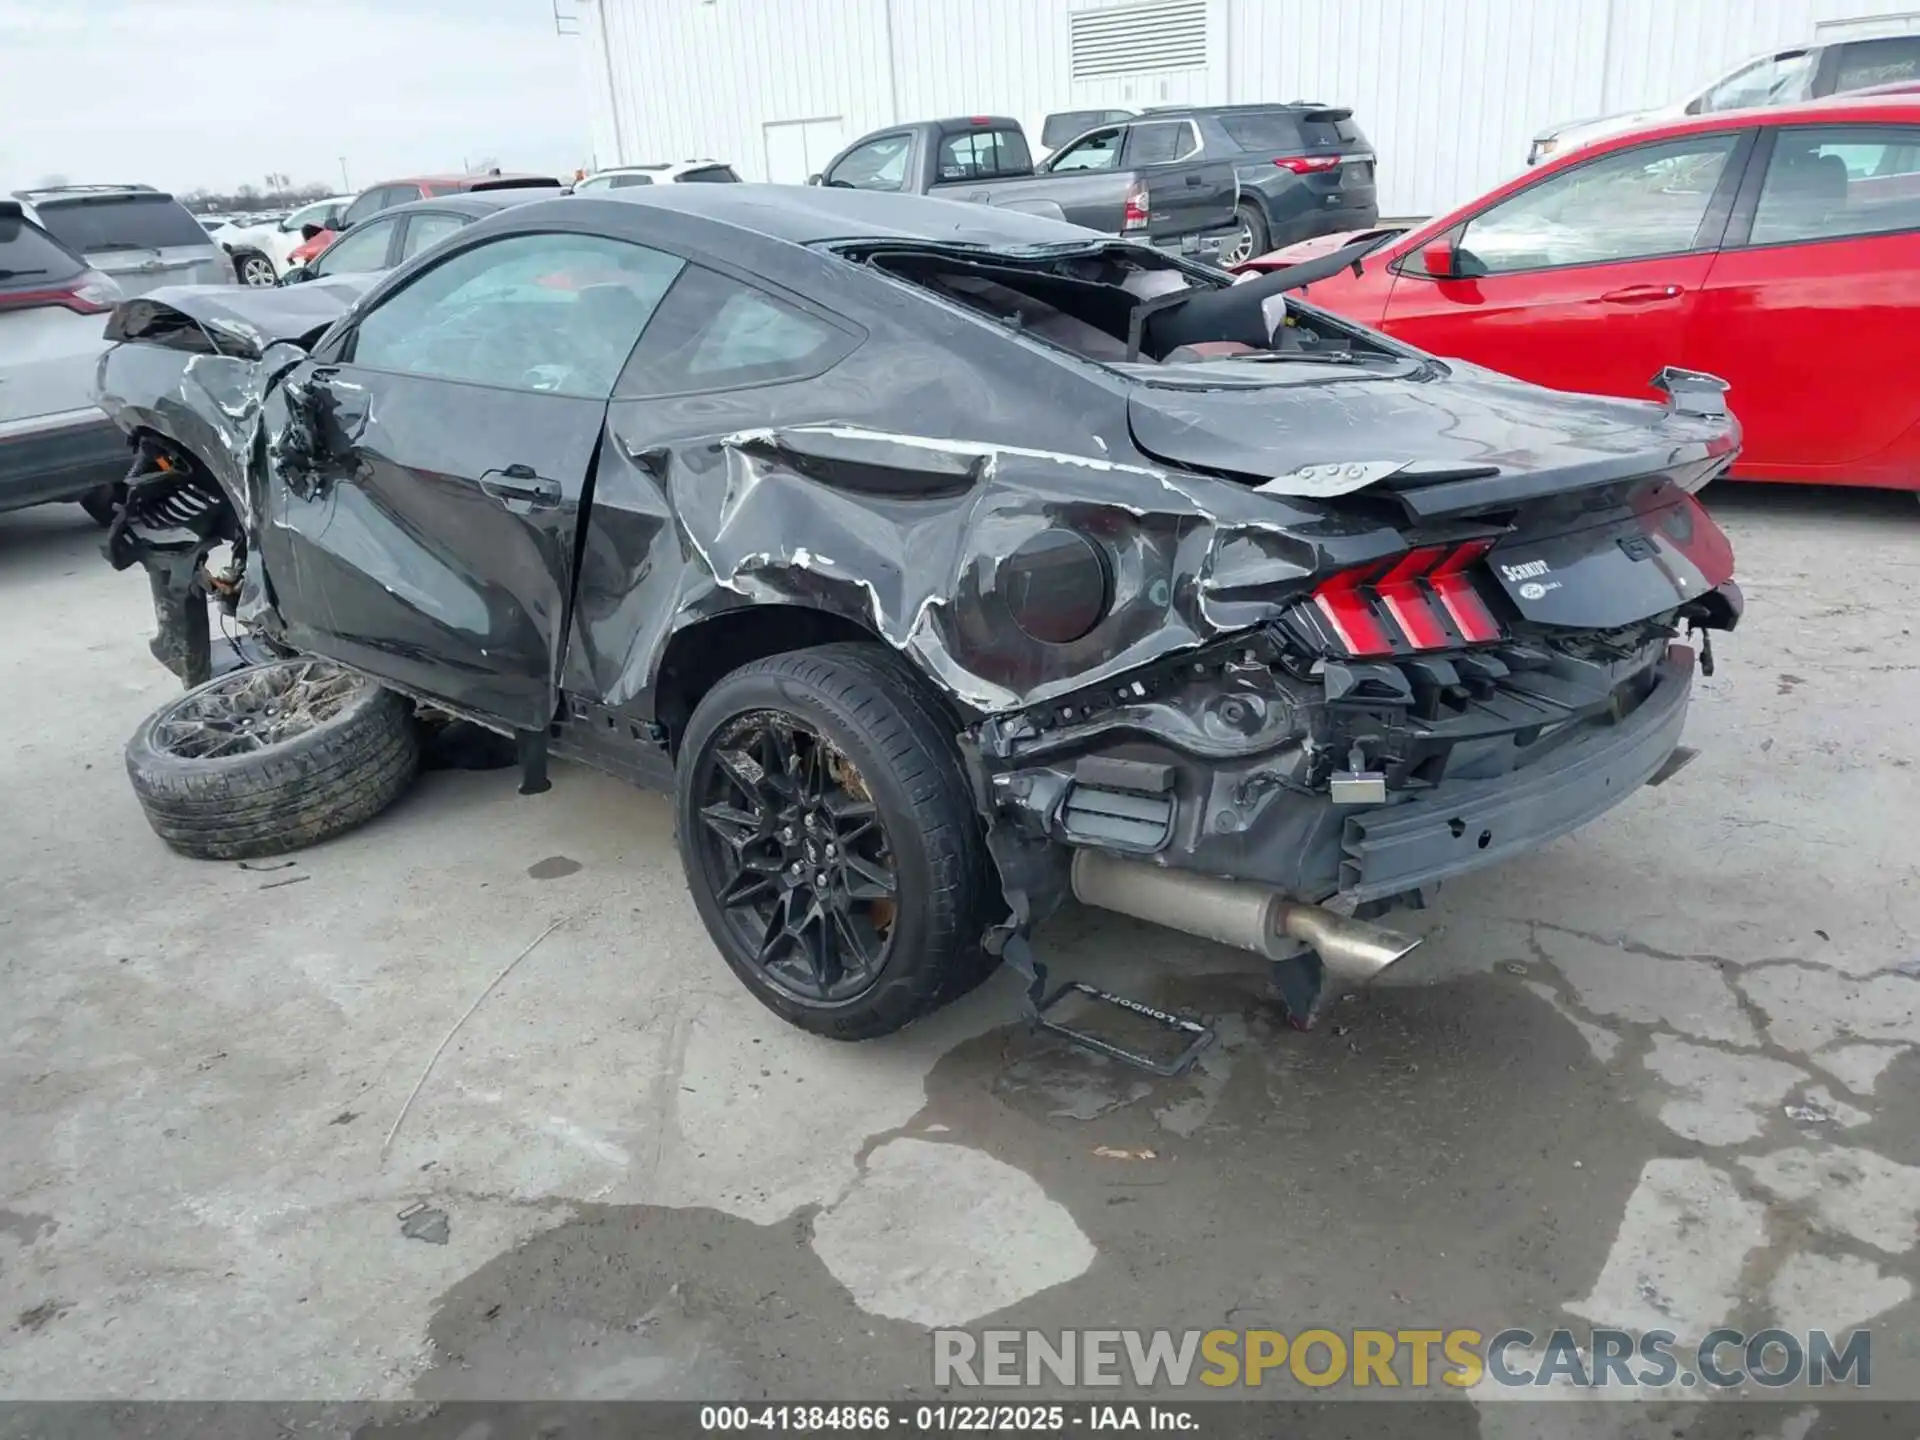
[125,657,420,860]
[1221,202,1270,267]
[675,642,999,1040]
[233,251,277,286]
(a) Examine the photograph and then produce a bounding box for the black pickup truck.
[810,115,1241,259]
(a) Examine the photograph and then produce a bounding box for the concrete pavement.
[1,486,1915,1437]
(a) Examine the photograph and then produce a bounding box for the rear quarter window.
[34,196,209,252]
[0,216,85,283]
[1220,111,1360,151]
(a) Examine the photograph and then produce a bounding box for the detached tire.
[126,657,420,861]
[675,642,999,1040]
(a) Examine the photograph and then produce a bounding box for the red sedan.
[1238,93,1920,491]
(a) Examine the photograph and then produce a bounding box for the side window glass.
[609,173,655,188]
[313,218,398,276]
[351,233,685,397]
[1751,125,1920,244]
[1126,122,1194,167]
[617,266,856,397]
[1049,127,1124,172]
[340,189,385,226]
[826,136,911,191]
[1458,136,1738,274]
[1699,51,1812,113]
[681,165,742,183]
[1832,37,1920,92]
[400,213,468,260]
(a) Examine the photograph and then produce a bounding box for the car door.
[260,229,687,729]
[1378,130,1753,400]
[1121,118,1237,240]
[1684,122,1920,481]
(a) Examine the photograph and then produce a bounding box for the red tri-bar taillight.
[1121,178,1150,230]
[1274,154,1341,174]
[1427,538,1500,643]
[1309,539,1500,655]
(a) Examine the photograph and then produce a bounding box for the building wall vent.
[1069,0,1210,80]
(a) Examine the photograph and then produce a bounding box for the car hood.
[105,275,377,359]
[1125,359,1737,517]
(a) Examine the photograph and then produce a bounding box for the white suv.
[218,194,353,286]
[573,160,743,190]
[0,203,128,519]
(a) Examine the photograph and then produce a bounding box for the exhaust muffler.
[1069,849,1421,985]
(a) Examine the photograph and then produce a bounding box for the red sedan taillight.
[1310,539,1501,656]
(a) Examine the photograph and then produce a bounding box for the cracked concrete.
[3,486,1919,1436]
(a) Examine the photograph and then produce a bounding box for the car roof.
[594,160,729,174]
[564,182,1099,246]
[1598,90,1920,145]
[10,183,174,205]
[377,191,551,220]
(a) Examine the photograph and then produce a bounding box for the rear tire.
[1222,202,1270,267]
[125,657,420,860]
[674,642,1000,1040]
[233,250,277,287]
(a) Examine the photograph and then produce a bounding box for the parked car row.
[1245,90,1920,492]
[808,102,1381,263]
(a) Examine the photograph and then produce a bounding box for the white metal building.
[577,0,1912,217]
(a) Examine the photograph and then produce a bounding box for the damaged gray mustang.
[92,185,1742,1061]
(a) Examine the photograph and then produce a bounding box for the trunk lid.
[1126,363,1738,631]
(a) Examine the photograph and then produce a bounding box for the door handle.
[1184,173,1204,186]
[1600,284,1683,304]
[479,463,562,512]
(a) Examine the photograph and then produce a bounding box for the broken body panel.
[92,188,1741,963]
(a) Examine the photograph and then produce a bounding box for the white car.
[572,160,742,190]
[1527,28,1920,164]
[218,194,352,286]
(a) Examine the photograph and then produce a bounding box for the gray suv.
[12,185,232,297]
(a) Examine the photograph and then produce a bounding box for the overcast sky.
[0,0,592,197]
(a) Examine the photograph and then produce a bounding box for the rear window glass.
[470,177,564,193]
[34,196,209,253]
[1833,36,1920,92]
[0,217,85,284]
[1220,111,1359,151]
[937,130,1031,181]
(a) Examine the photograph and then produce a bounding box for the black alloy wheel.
[674,643,999,1039]
[690,709,898,1004]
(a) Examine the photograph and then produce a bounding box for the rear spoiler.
[1301,107,1353,124]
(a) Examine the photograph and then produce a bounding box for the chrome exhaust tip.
[1273,902,1422,985]
[1069,849,1423,984]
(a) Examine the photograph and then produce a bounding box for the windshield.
[35,195,210,252]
